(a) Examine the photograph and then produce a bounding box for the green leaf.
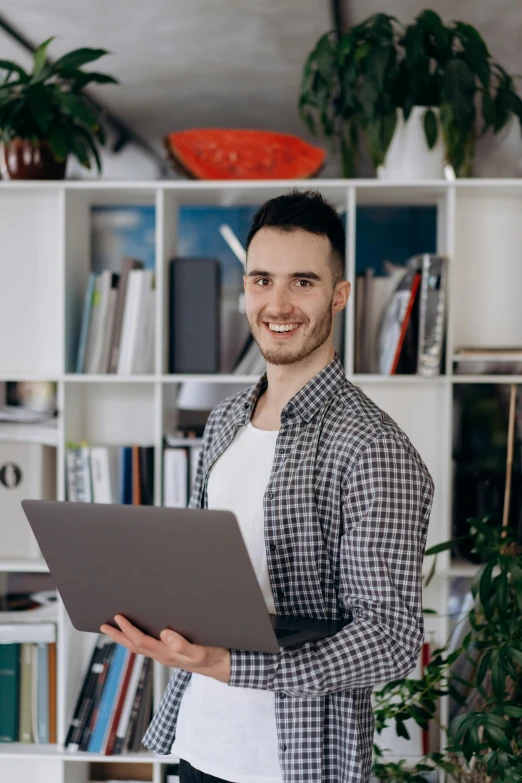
[423,108,438,148]
[32,37,54,79]
[476,649,492,686]
[496,572,509,614]
[57,92,99,129]
[73,124,102,173]
[48,127,68,161]
[69,134,91,169]
[443,58,476,130]
[52,48,110,73]
[0,60,30,82]
[501,704,522,718]
[396,720,410,740]
[69,71,119,90]
[479,559,495,610]
[448,713,472,743]
[484,725,513,753]
[424,540,455,556]
[491,655,506,701]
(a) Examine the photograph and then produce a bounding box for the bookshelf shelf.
[1,177,519,782]
[0,558,49,573]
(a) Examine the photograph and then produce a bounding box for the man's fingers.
[100,623,138,652]
[114,615,161,655]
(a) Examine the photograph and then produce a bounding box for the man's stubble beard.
[249,298,334,367]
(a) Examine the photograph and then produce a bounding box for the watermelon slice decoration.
[164,129,326,180]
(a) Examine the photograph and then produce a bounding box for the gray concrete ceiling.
[0,1,521,178]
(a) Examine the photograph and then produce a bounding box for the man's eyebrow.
[246,269,322,281]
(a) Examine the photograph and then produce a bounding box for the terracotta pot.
[0,138,67,180]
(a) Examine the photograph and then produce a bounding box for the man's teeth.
[268,323,300,333]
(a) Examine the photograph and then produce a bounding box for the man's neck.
[256,344,336,422]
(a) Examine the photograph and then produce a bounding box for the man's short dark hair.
[245,189,346,287]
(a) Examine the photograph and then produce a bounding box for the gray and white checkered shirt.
[142,353,434,782]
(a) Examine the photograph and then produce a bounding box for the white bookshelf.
[1,177,520,783]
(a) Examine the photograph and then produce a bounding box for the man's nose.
[268,285,294,314]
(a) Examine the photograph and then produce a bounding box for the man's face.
[244,227,344,367]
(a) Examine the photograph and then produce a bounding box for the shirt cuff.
[228,648,279,690]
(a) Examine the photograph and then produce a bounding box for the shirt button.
[269,544,277,552]
[280,744,287,751]
[278,448,284,454]
[267,492,274,499]
[279,692,286,699]
[244,402,249,409]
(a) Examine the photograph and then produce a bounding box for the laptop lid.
[21,499,289,653]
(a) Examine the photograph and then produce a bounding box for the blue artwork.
[178,205,257,289]
[356,206,437,276]
[91,205,156,273]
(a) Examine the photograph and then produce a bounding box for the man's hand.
[100,615,231,684]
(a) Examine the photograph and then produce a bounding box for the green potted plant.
[299,10,522,178]
[370,516,522,783]
[0,36,118,179]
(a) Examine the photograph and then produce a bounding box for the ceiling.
[0,1,521,178]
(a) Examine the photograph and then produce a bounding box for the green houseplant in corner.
[299,10,522,178]
[371,516,522,783]
[0,36,118,179]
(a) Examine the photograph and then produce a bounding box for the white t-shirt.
[171,421,284,783]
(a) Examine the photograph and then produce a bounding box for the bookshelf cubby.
[1,177,521,783]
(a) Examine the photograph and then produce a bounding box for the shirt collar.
[233,352,347,426]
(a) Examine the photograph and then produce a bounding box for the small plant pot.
[377,107,445,180]
[0,138,67,180]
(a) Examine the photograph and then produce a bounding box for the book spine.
[122,656,149,754]
[87,643,127,754]
[78,641,115,752]
[19,642,33,743]
[0,643,20,742]
[65,635,105,749]
[48,641,57,743]
[105,651,136,755]
[112,653,145,755]
[37,642,49,744]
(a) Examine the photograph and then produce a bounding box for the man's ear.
[333,280,351,313]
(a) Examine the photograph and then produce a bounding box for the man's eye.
[255,278,270,286]
[297,280,311,287]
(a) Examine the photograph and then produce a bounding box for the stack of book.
[66,442,154,505]
[76,259,155,375]
[453,347,522,375]
[0,621,57,744]
[65,634,152,755]
[163,430,202,508]
[355,254,448,376]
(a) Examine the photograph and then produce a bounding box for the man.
[101,189,435,783]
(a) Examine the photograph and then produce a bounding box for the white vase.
[377,106,445,180]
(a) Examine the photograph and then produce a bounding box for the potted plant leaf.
[0,37,118,179]
[299,10,522,178]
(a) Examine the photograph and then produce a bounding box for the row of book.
[76,259,155,375]
[66,443,154,504]
[65,634,153,755]
[164,439,202,508]
[65,438,201,508]
[355,254,448,376]
[0,622,57,744]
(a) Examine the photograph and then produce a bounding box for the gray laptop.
[21,499,350,654]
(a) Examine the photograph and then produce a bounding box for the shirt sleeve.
[228,432,435,697]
